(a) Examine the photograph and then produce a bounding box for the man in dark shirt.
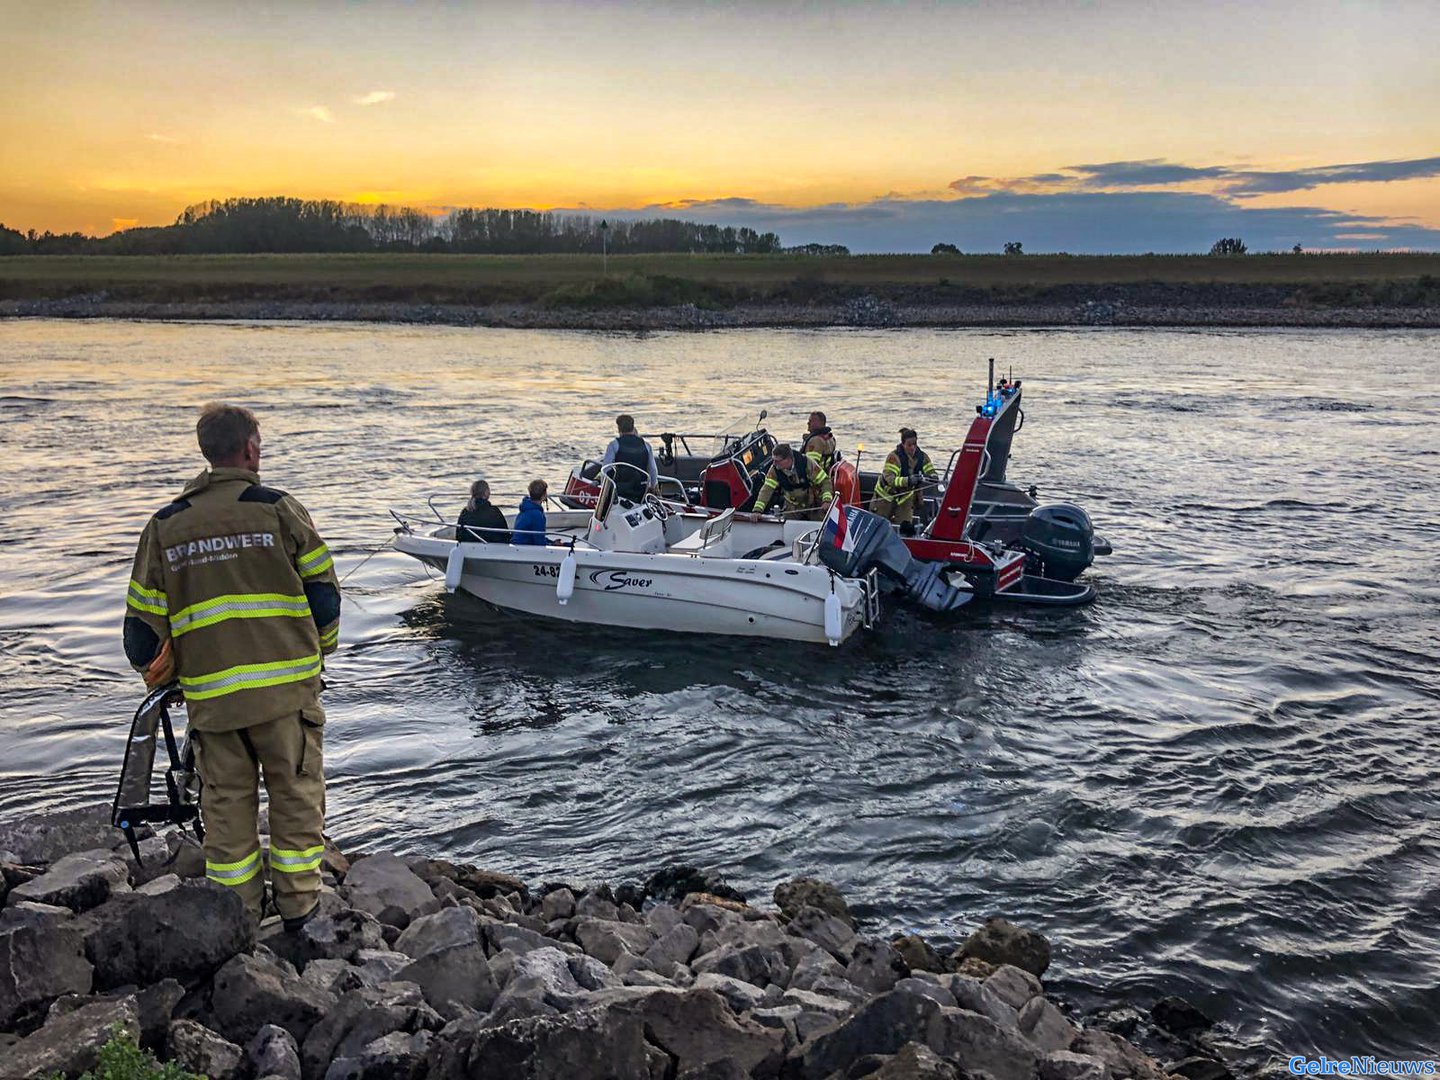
[456,479,511,542]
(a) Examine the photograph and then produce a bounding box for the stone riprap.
[0,809,1235,1080]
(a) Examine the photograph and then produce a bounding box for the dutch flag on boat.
[821,499,855,554]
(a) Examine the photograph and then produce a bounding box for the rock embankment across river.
[1,804,1237,1080]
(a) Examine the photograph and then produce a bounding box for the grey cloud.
[565,190,1440,253]
[1221,155,1440,195]
[1064,159,1232,187]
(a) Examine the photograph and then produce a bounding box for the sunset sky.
[4,1,1439,252]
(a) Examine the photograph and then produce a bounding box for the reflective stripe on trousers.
[270,844,325,874]
[206,848,261,886]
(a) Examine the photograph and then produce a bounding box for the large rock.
[774,878,854,928]
[875,1042,963,1079]
[47,978,186,1053]
[394,904,482,958]
[645,921,700,967]
[616,987,785,1078]
[1151,995,1214,1038]
[264,908,389,970]
[0,805,121,866]
[300,981,443,1080]
[397,942,498,1014]
[489,946,586,1017]
[541,887,576,921]
[568,953,624,992]
[787,905,857,961]
[961,917,1052,976]
[798,987,944,1080]
[943,974,1020,1028]
[1069,1030,1170,1080]
[925,1006,1042,1080]
[327,1030,432,1080]
[0,994,139,1080]
[0,901,73,933]
[1042,1051,1115,1080]
[10,849,130,912]
[212,951,337,1045]
[983,964,1044,1011]
[1019,996,1078,1053]
[574,917,655,965]
[693,972,768,1013]
[341,855,439,929]
[0,923,93,1028]
[691,942,788,989]
[169,1018,246,1080]
[845,939,910,993]
[425,1003,650,1080]
[81,879,254,989]
[787,947,847,992]
[249,1023,303,1080]
[411,859,527,903]
[893,934,943,974]
[646,865,746,905]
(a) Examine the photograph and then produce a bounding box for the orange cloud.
[111,217,139,231]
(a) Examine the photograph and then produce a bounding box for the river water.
[1,319,1437,1061]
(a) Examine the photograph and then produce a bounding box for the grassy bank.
[2,252,1439,309]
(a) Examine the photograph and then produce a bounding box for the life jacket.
[612,433,651,501]
[892,444,931,480]
[803,427,837,468]
[773,455,818,493]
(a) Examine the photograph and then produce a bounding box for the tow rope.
[111,682,204,862]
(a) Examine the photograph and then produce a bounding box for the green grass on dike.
[2,252,1439,308]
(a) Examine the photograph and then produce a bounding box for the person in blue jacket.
[513,479,549,545]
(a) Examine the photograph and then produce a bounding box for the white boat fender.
[445,546,466,592]
[824,576,843,646]
[557,547,577,605]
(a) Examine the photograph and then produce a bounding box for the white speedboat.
[393,479,883,646]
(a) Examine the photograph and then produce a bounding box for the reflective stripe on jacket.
[754,455,833,513]
[124,467,340,732]
[875,445,938,505]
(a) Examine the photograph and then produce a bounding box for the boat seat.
[670,507,737,558]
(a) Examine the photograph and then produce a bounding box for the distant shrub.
[931,242,961,255]
[1004,241,1024,255]
[1210,237,1248,255]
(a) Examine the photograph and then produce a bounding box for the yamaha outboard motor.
[817,507,970,612]
[1020,503,1095,582]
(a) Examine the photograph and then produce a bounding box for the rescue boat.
[559,365,1108,605]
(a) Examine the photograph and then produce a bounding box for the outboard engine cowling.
[1020,503,1095,581]
[817,507,970,612]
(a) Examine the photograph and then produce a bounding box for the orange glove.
[143,638,175,688]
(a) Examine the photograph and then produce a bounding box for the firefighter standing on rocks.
[872,427,939,535]
[123,403,339,929]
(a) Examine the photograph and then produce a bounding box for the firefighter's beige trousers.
[192,710,325,920]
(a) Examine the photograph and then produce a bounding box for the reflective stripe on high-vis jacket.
[270,844,325,874]
[297,544,333,578]
[206,849,261,886]
[319,625,339,650]
[179,652,323,701]
[127,579,169,617]
[168,592,311,637]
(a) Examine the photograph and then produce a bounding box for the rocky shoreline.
[2,805,1238,1080]
[3,293,1439,330]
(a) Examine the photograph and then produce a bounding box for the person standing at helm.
[123,403,339,931]
[872,427,939,536]
[752,443,833,521]
[802,410,838,474]
[601,413,658,504]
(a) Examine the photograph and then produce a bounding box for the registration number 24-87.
[532,564,559,578]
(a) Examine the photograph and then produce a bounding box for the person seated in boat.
[802,410,838,473]
[601,413,658,504]
[513,479,550,545]
[872,427,938,536]
[750,443,833,521]
[456,479,511,543]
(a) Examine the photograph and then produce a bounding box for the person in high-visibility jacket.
[872,427,939,535]
[123,403,339,929]
[801,410,838,474]
[752,443,833,520]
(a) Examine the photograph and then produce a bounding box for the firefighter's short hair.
[197,403,260,464]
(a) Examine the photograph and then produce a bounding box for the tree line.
[0,197,784,256]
